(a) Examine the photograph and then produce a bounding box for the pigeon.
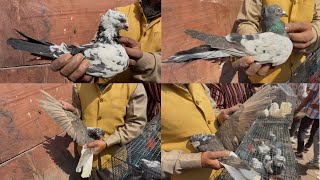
[258,141,271,155]
[140,159,161,180]
[164,5,292,67]
[38,90,105,178]
[7,9,129,78]
[269,102,292,118]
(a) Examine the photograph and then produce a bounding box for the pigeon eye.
[119,18,126,23]
[275,8,282,14]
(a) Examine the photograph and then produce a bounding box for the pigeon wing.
[38,90,92,146]
[216,85,277,151]
[185,29,248,53]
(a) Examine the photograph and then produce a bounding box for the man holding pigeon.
[50,0,161,83]
[235,0,320,83]
[60,83,148,179]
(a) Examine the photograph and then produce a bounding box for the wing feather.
[38,90,92,145]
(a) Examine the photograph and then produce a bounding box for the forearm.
[104,83,147,147]
[161,150,202,179]
[304,0,320,53]
[131,52,161,83]
[296,91,316,112]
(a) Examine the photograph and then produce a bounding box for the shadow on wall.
[43,134,82,180]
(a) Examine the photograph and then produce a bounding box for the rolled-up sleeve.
[104,83,148,147]
[161,150,202,179]
[305,0,320,53]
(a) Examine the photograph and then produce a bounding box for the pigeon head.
[262,5,288,19]
[102,9,129,31]
[261,5,288,36]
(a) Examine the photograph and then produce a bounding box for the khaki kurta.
[236,0,320,83]
[72,83,147,169]
[161,84,221,180]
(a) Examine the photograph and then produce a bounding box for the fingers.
[67,59,91,82]
[232,56,255,70]
[119,36,141,48]
[125,47,144,60]
[60,54,85,77]
[288,32,313,43]
[51,54,73,71]
[256,64,271,76]
[245,63,262,76]
[207,151,230,159]
[285,22,311,33]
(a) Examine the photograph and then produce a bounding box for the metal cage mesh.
[258,84,297,124]
[288,48,320,83]
[212,122,299,180]
[112,115,161,180]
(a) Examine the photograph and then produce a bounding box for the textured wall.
[0,84,76,179]
[0,0,135,83]
[161,0,244,83]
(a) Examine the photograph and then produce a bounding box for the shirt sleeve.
[305,0,320,53]
[104,83,148,147]
[236,0,262,34]
[130,52,161,83]
[161,150,202,179]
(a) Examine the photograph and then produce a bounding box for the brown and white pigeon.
[38,90,105,178]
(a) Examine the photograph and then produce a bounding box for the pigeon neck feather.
[262,16,288,37]
[96,21,119,44]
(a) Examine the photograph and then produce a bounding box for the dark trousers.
[290,119,301,137]
[297,116,319,153]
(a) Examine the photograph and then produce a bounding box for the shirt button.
[143,32,147,36]
[97,117,102,121]
[100,98,104,103]
[208,121,211,124]
[195,101,200,105]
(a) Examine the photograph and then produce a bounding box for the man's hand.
[201,151,230,169]
[59,100,78,115]
[85,140,107,155]
[218,104,241,125]
[285,22,314,49]
[51,53,93,82]
[119,37,143,66]
[232,56,271,76]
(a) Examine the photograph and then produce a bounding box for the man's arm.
[104,83,148,147]
[130,52,161,83]
[304,0,320,53]
[161,150,229,179]
[295,84,318,113]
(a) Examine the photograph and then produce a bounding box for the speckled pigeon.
[38,90,105,178]
[165,5,292,67]
[7,9,129,78]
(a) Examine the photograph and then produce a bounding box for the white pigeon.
[38,90,105,178]
[165,5,293,67]
[8,9,129,78]
[269,102,292,118]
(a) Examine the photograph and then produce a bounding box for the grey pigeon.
[38,90,105,178]
[189,85,277,180]
[165,5,292,67]
[7,9,129,78]
[140,159,161,180]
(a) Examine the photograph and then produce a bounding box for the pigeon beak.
[124,25,129,31]
[282,10,288,17]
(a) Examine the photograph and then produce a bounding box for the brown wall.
[161,0,243,83]
[0,84,76,179]
[0,0,135,83]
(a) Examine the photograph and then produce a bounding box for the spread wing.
[38,90,93,146]
[216,85,277,151]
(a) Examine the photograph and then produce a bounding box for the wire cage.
[288,48,320,83]
[112,115,161,180]
[258,84,297,124]
[212,121,299,180]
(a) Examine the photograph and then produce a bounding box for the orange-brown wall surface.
[0,0,135,83]
[161,0,243,83]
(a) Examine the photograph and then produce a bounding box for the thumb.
[86,142,96,148]
[208,151,230,160]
